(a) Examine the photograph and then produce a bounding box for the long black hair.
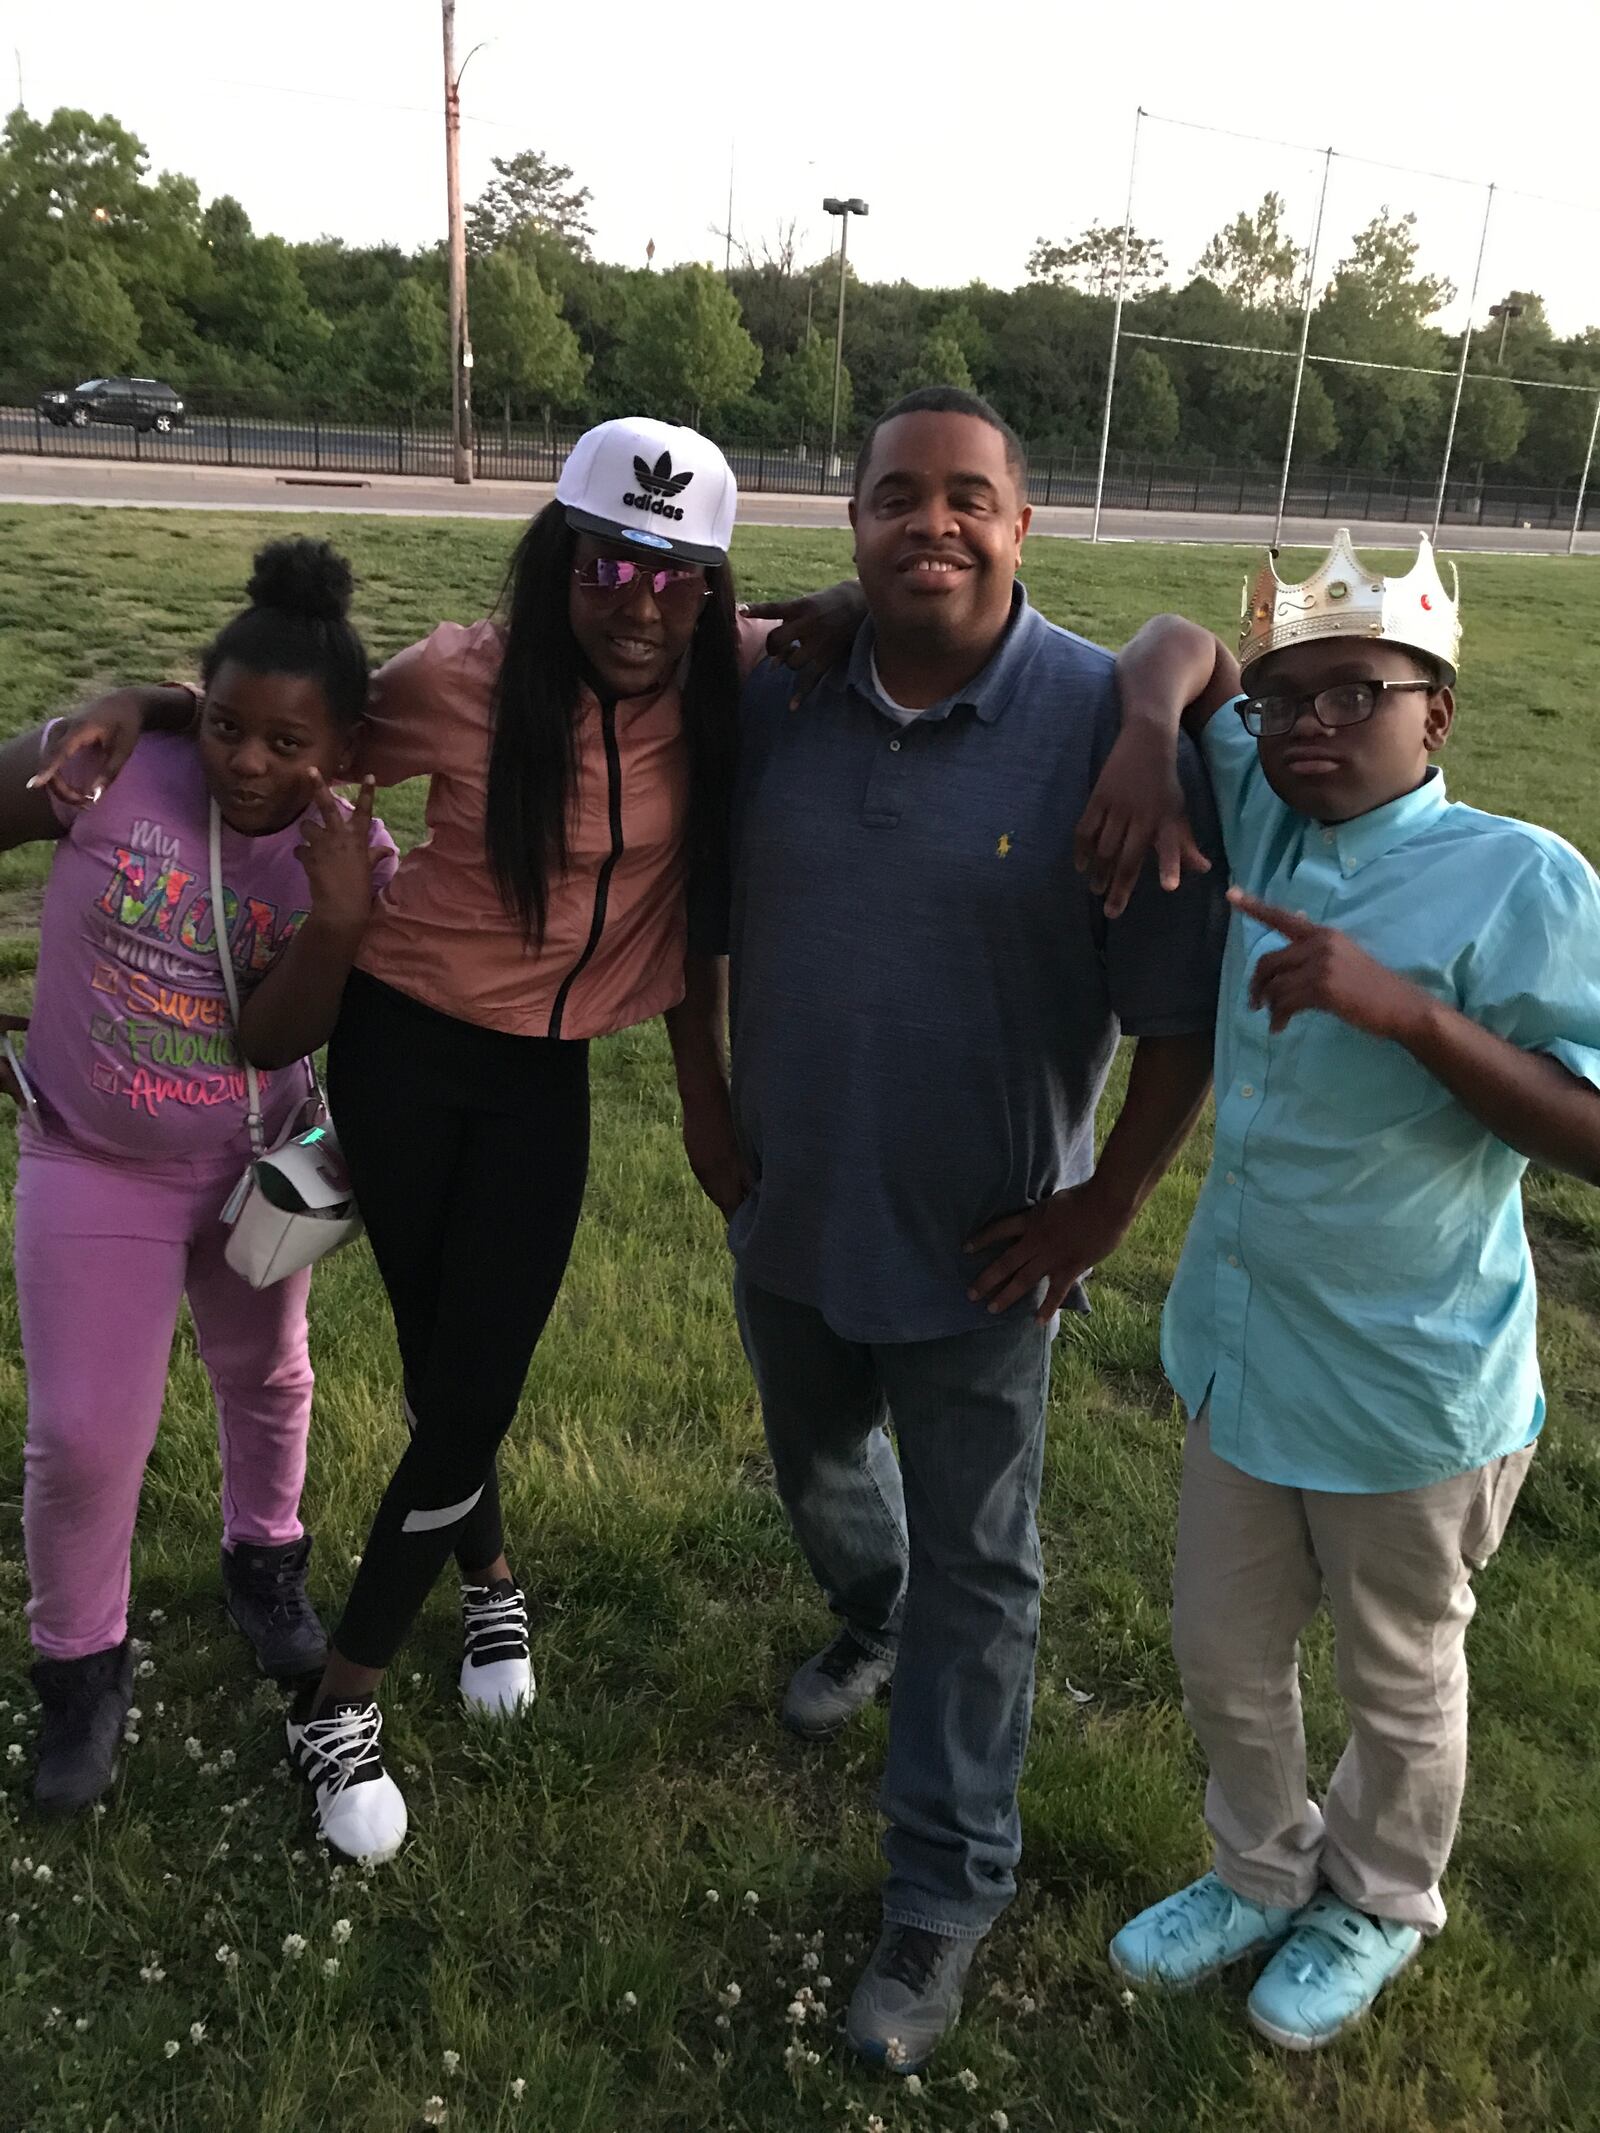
[485,501,741,944]
[200,538,369,728]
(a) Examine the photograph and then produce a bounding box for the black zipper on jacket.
[548,698,624,1038]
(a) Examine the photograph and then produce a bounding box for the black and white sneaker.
[285,1697,407,1863]
[782,1627,896,1740]
[459,1579,534,1716]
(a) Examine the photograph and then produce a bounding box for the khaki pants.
[1171,1411,1533,1934]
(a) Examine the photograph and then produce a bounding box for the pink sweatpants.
[16,1144,313,1660]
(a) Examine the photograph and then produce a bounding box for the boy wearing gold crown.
[1076,530,1600,2049]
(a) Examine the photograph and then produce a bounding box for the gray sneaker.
[781,1628,894,1740]
[845,1924,978,2073]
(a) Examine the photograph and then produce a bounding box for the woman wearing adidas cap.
[41,417,857,1860]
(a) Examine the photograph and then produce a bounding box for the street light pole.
[823,195,868,471]
[441,0,475,485]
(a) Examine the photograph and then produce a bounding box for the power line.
[1123,331,1600,393]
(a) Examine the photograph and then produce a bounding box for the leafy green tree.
[1027,223,1167,298]
[894,322,974,396]
[1198,193,1303,311]
[777,328,850,442]
[467,150,593,259]
[30,253,142,378]
[365,278,449,415]
[616,264,760,425]
[1115,348,1181,450]
[470,249,588,433]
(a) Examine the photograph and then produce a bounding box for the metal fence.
[3,405,1595,530]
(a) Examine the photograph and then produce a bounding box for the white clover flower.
[883,2037,907,2068]
[74,2016,90,2032]
[800,1951,820,1973]
[281,1933,307,1961]
[957,2067,979,2091]
[742,1890,759,1909]
[139,1963,166,1985]
[148,1609,166,1626]
[1120,1987,1135,2008]
[703,1888,720,1905]
[184,1738,202,1761]
[5,1746,23,1766]
[785,1999,809,2025]
[323,1957,340,1977]
[1018,1993,1037,2015]
[717,1981,741,2008]
[219,1749,236,1770]
[991,2114,1009,2131]
[620,1991,638,2011]
[215,1944,238,1971]
[199,1763,218,1778]
[163,2039,180,2058]
[818,1975,832,1990]
[154,1701,165,1716]
[442,2050,461,2076]
[903,2074,923,2097]
[421,2100,446,2127]
[510,2077,526,2101]
[714,2013,730,2031]
[331,1918,353,1945]
[190,2022,206,2045]
[32,1863,51,1884]
[866,2117,886,2133]
[43,2007,63,2030]
[123,1731,141,1747]
[126,1708,142,1725]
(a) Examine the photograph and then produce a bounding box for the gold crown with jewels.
[1239,527,1461,681]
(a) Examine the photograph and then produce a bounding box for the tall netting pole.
[1272,147,1334,550]
[1091,106,1144,545]
[1569,390,1600,556]
[1431,181,1495,544]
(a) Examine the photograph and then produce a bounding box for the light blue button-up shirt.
[1162,705,1600,1492]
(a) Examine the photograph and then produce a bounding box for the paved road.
[1,452,1594,557]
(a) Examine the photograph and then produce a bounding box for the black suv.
[38,377,187,433]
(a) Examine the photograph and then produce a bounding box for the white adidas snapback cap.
[556,416,737,568]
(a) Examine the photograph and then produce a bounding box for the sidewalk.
[0,451,1593,556]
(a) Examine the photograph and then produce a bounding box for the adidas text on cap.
[556,417,737,568]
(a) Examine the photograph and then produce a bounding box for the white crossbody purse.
[209,799,363,1288]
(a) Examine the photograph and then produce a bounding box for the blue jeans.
[734,1273,1052,1940]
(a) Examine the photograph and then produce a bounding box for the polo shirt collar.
[1324,765,1449,875]
[848,580,1040,725]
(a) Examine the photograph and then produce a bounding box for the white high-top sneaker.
[285,1698,407,1864]
[459,1580,534,1716]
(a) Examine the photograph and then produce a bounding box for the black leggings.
[326,970,591,1669]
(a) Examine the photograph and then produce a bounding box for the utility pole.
[823,196,868,472]
[442,0,473,485]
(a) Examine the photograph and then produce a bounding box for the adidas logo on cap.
[623,450,694,522]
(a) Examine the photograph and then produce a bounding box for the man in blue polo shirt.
[723,388,1227,2071]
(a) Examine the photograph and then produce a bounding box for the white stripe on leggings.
[401,1487,483,1534]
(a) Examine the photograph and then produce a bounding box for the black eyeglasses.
[1237,678,1434,738]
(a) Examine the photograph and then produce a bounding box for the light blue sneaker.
[1110,1872,1296,1988]
[1247,1891,1422,2050]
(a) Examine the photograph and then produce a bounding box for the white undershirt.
[869,651,932,728]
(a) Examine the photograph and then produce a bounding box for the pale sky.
[9,0,1600,341]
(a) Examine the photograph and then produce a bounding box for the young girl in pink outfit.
[2,539,396,1817]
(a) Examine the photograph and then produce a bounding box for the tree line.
[3,107,1596,484]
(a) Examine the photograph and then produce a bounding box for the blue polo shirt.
[726,587,1227,1343]
[1162,704,1600,1492]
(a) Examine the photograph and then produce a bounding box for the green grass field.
[1,508,1598,2133]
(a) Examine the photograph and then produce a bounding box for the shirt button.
[889,738,902,752]
[1227,1255,1240,1268]
[1240,1083,1255,1099]
[1322,828,1335,846]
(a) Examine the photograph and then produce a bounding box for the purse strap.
[208,797,268,1161]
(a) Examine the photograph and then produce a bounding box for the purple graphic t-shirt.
[22,733,398,1166]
